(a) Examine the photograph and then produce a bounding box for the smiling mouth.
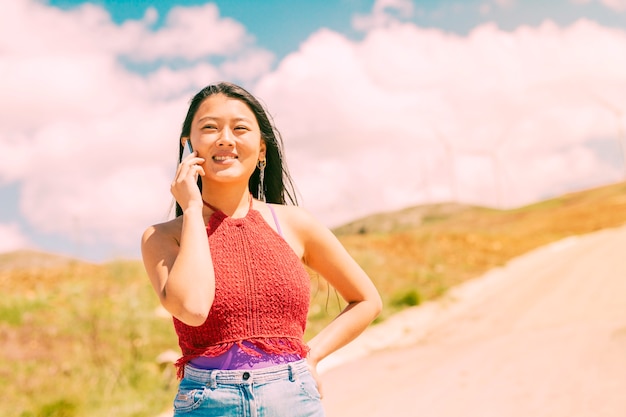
[213,155,238,161]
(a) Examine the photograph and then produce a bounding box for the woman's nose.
[216,128,235,146]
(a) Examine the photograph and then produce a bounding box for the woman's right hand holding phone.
[171,151,205,213]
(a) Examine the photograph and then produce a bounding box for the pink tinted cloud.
[122,4,251,61]
[0,223,30,253]
[352,0,415,30]
[0,1,250,59]
[571,0,626,11]
[2,0,626,256]
[598,0,626,11]
[603,0,626,11]
[256,19,626,225]
[0,0,269,255]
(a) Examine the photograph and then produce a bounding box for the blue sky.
[46,0,626,60]
[1,0,626,261]
[49,0,375,59]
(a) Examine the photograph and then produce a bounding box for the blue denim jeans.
[173,359,325,417]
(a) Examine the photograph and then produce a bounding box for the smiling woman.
[173,83,298,216]
[185,95,266,188]
[140,82,382,417]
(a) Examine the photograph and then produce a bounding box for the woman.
[141,82,382,416]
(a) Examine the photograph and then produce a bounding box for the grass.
[333,180,626,322]
[1,181,625,416]
[0,261,178,417]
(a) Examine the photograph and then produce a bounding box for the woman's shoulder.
[141,216,183,247]
[269,204,313,222]
[269,204,326,235]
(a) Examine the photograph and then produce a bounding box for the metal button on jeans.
[242,371,250,381]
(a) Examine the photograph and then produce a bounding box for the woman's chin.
[205,169,251,184]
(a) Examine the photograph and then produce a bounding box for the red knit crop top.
[173,205,311,377]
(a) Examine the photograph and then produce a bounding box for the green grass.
[1,181,626,416]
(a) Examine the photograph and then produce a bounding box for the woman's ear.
[259,140,267,160]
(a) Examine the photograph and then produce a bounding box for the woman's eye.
[235,126,249,131]
[203,125,217,130]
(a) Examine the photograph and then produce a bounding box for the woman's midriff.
[189,341,303,370]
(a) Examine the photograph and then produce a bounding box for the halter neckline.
[202,193,253,215]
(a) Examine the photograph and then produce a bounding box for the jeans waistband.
[183,358,309,386]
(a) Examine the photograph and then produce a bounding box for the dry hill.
[0,180,625,417]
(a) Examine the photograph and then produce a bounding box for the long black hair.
[175,82,299,217]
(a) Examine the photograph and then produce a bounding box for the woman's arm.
[140,152,215,326]
[288,208,382,388]
[141,208,215,326]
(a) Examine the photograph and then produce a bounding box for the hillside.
[0,180,625,417]
[333,202,475,235]
[0,249,78,271]
[332,181,626,321]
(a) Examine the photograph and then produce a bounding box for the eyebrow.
[197,116,254,124]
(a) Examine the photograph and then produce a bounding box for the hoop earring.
[257,159,267,202]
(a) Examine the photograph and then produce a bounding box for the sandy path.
[319,225,626,417]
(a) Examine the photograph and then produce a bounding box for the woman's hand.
[306,356,324,399]
[142,150,215,326]
[171,152,205,212]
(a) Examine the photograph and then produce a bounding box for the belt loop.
[288,363,296,382]
[208,369,217,390]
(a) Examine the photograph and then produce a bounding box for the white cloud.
[256,19,626,225]
[0,2,250,59]
[571,0,626,11]
[0,1,262,134]
[479,3,493,15]
[600,0,626,11]
[220,49,275,84]
[352,0,414,31]
[0,0,272,256]
[121,4,252,61]
[2,0,626,259]
[0,223,30,253]
[494,0,517,7]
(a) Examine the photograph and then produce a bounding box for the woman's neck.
[201,184,252,218]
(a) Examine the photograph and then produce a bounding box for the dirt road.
[320,225,626,417]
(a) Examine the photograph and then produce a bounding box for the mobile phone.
[182,139,194,159]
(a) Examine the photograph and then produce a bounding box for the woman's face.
[186,93,266,185]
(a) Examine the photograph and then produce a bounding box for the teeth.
[213,155,237,161]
